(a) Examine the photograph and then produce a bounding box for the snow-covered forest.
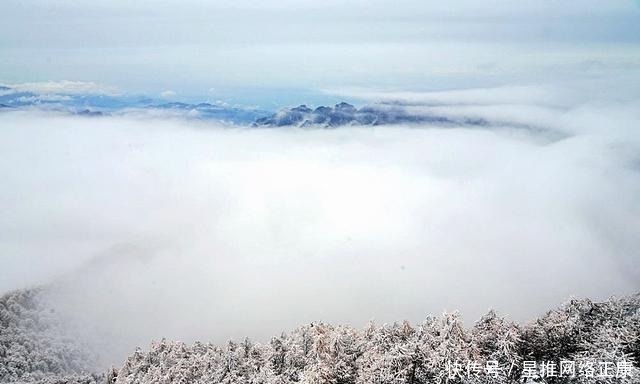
[0,289,100,383]
[1,288,638,384]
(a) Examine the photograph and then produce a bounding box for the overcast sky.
[1,0,639,105]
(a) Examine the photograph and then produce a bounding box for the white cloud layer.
[1,82,639,367]
[2,81,120,96]
[159,90,177,99]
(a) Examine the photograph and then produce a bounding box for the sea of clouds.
[0,82,639,368]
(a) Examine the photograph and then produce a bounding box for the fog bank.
[1,91,639,366]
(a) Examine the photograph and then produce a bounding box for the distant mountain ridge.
[0,85,269,124]
[153,101,267,123]
[253,102,488,128]
[1,85,501,129]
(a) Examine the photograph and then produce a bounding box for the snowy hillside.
[0,289,101,384]
[2,289,638,383]
[102,294,640,383]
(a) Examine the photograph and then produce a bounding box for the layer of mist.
[1,85,639,368]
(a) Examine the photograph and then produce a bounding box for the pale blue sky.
[1,0,639,106]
